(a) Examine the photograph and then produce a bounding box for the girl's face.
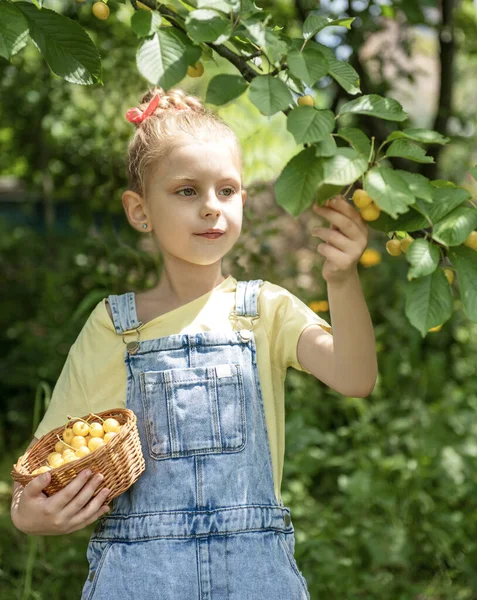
[141,137,246,267]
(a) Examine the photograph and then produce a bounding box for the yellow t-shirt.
[34,275,332,503]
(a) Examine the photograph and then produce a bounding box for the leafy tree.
[3,0,475,336]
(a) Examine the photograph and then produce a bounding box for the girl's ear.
[122,189,148,232]
[241,189,247,204]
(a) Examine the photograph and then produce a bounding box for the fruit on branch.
[93,2,110,20]
[464,231,477,250]
[400,237,414,253]
[386,239,403,256]
[360,202,381,222]
[187,62,204,77]
[352,189,373,209]
[297,95,315,107]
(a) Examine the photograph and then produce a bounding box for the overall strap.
[235,279,264,318]
[106,292,142,335]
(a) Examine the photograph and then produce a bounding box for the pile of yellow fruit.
[30,414,123,476]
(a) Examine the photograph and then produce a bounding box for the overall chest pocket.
[139,363,247,460]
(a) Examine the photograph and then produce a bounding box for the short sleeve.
[33,343,90,440]
[260,282,332,375]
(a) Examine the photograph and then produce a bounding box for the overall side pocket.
[81,541,113,600]
[276,532,310,600]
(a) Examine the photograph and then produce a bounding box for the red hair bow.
[125,93,160,124]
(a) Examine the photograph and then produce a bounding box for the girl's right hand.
[11,469,111,536]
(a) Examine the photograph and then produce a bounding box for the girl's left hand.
[311,195,369,285]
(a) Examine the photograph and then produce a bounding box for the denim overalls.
[81,279,311,600]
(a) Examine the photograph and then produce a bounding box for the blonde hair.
[125,86,243,199]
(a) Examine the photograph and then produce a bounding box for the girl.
[11,87,377,599]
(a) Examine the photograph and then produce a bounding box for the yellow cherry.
[75,446,91,458]
[428,324,442,332]
[359,248,381,267]
[55,440,68,453]
[400,237,414,253]
[63,454,79,463]
[72,420,90,436]
[49,456,65,468]
[464,231,477,249]
[104,431,118,443]
[297,95,315,107]
[92,1,110,19]
[187,62,204,77]
[360,203,381,222]
[62,428,74,444]
[386,240,403,256]
[71,435,87,450]
[35,466,52,475]
[308,300,329,313]
[103,418,121,433]
[89,422,105,438]
[352,189,373,209]
[47,452,63,466]
[444,268,454,285]
[88,437,105,452]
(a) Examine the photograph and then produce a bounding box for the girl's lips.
[195,232,224,239]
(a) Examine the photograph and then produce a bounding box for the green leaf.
[364,168,415,218]
[303,15,355,40]
[328,59,361,95]
[131,9,164,38]
[385,128,451,145]
[405,269,454,337]
[431,179,457,188]
[365,207,429,233]
[432,207,477,247]
[338,94,408,121]
[313,42,360,95]
[385,139,434,164]
[321,148,368,186]
[274,147,325,217]
[136,28,201,90]
[185,9,233,44]
[418,187,472,224]
[197,0,240,12]
[394,170,433,202]
[0,1,29,60]
[286,106,335,144]
[240,15,288,65]
[14,2,102,85]
[205,74,248,105]
[248,75,293,116]
[131,9,164,37]
[406,239,440,279]
[448,246,477,322]
[287,46,329,87]
[314,183,342,205]
[314,135,337,157]
[336,127,372,158]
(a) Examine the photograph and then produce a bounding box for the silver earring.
[142,223,147,229]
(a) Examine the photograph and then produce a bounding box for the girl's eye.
[177,187,236,197]
[178,188,195,197]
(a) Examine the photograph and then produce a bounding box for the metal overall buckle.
[228,309,259,343]
[122,322,144,355]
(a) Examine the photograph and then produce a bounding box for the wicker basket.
[11,408,145,505]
